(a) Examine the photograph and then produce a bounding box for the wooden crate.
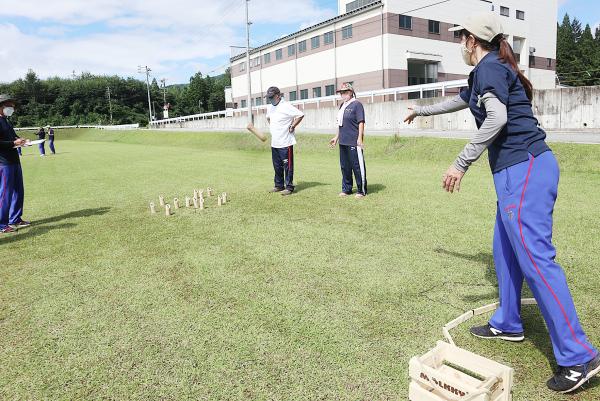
[409,341,513,401]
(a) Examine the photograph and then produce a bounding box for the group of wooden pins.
[149,187,228,216]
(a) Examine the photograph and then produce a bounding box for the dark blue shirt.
[339,100,365,146]
[460,51,549,173]
[37,129,46,140]
[0,117,20,165]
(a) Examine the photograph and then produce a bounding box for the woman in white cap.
[405,12,599,393]
[329,82,367,198]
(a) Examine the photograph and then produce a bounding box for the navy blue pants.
[272,146,294,191]
[38,142,45,156]
[0,164,24,229]
[49,137,55,154]
[339,144,367,195]
[490,151,597,366]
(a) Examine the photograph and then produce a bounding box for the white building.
[230,0,557,108]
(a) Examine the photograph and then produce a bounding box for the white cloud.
[0,0,336,83]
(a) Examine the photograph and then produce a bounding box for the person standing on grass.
[36,126,46,156]
[329,82,367,199]
[404,13,599,394]
[48,126,56,154]
[265,86,304,196]
[0,94,31,234]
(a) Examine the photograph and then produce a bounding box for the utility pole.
[138,65,153,123]
[106,86,113,125]
[245,0,252,124]
[160,78,167,105]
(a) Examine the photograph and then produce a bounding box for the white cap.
[448,12,504,43]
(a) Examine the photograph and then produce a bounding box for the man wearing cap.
[329,82,367,198]
[0,94,31,233]
[265,86,304,196]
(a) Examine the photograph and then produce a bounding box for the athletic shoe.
[269,187,284,193]
[40,154,45,157]
[547,353,600,393]
[280,189,293,196]
[1,226,17,233]
[339,192,351,197]
[355,193,366,199]
[470,324,524,342]
[9,219,31,228]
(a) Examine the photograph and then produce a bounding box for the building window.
[249,56,260,68]
[298,40,307,53]
[288,44,296,56]
[547,58,552,68]
[516,10,525,20]
[325,84,335,96]
[311,35,320,49]
[529,55,536,67]
[399,15,412,30]
[289,91,297,101]
[342,25,353,40]
[324,31,334,45]
[500,6,509,17]
[453,24,461,38]
[313,87,322,98]
[428,20,440,34]
[255,97,262,106]
[264,53,271,64]
[346,0,377,13]
[300,89,308,99]
[241,99,247,108]
[275,49,283,60]
[239,63,245,72]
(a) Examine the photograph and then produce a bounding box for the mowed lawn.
[1,129,599,400]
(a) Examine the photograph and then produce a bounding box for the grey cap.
[0,94,16,105]
[265,86,281,98]
[448,12,504,43]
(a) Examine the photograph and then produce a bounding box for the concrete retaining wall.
[155,86,600,132]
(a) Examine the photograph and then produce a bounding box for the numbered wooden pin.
[199,197,205,210]
[193,189,199,199]
[165,204,172,216]
[222,192,227,204]
[207,187,213,197]
[159,195,165,206]
[173,198,180,209]
[149,202,156,214]
[193,197,199,209]
[185,196,191,208]
[217,195,223,206]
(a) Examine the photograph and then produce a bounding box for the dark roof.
[230,1,383,63]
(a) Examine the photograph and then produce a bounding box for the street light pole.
[106,86,113,125]
[138,65,153,124]
[245,0,252,124]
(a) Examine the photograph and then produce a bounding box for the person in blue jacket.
[0,94,31,233]
[36,126,46,156]
[48,126,56,154]
[405,13,599,393]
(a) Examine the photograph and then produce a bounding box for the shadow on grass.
[294,181,328,192]
[435,248,496,284]
[0,207,111,244]
[368,183,386,194]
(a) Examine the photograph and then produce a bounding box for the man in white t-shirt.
[265,86,304,195]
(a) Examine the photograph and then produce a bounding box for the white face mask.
[3,106,14,117]
[461,43,475,66]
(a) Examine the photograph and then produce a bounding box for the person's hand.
[442,165,465,193]
[404,107,418,124]
[288,124,295,133]
[329,136,338,148]
[357,138,364,148]
[13,138,27,147]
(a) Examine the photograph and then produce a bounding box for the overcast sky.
[0,0,597,84]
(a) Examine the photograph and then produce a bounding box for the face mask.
[341,93,352,102]
[269,97,280,106]
[461,43,475,66]
[3,107,14,117]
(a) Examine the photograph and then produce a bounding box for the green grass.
[1,129,599,400]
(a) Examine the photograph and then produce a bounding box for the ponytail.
[494,35,533,100]
[462,30,534,101]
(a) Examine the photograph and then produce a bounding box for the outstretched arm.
[404,95,469,124]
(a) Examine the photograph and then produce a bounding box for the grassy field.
[1,129,599,400]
